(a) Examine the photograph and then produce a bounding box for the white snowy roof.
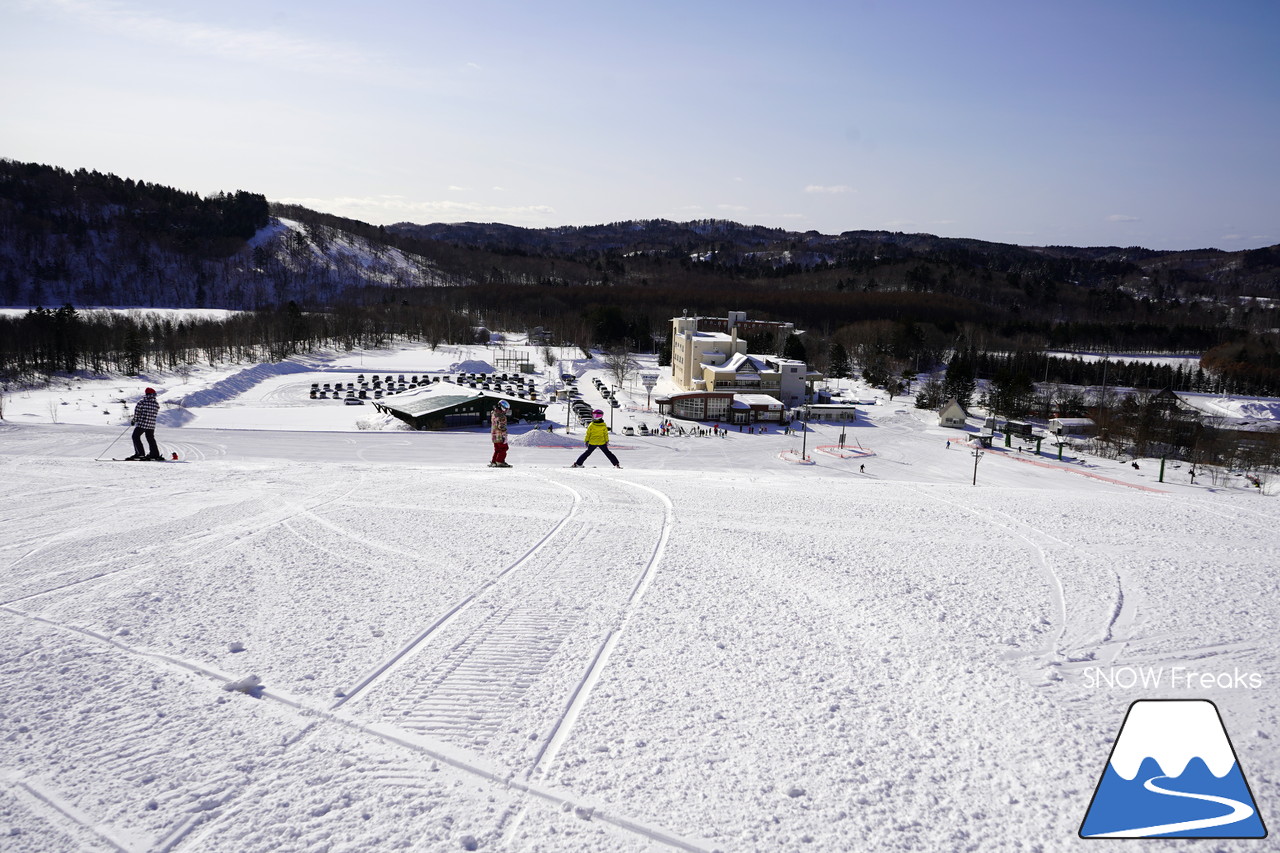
[379,383,544,417]
[735,394,783,408]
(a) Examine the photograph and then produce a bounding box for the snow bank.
[508,429,582,448]
[452,359,496,373]
[173,359,322,409]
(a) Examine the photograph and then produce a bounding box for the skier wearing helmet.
[571,409,621,469]
[125,387,162,461]
[489,399,512,468]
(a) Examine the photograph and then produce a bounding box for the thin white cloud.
[447,186,471,192]
[275,195,556,225]
[1107,214,1141,222]
[804,185,854,194]
[717,204,749,213]
[41,0,371,73]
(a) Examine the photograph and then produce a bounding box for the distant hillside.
[4,158,1280,364]
[0,160,455,309]
[391,219,1280,303]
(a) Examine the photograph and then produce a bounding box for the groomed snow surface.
[1,343,1277,852]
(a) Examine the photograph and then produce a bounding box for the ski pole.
[96,423,132,461]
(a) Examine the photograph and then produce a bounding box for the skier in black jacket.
[126,388,162,460]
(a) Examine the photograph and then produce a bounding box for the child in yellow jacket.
[571,410,621,468]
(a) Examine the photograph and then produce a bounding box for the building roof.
[736,394,784,407]
[706,353,773,374]
[379,384,546,420]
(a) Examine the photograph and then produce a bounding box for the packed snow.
[1,341,1277,852]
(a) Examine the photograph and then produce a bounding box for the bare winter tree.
[604,345,639,391]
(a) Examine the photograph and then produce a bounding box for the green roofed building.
[374,385,548,430]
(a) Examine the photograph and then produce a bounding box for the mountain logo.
[1080,699,1267,839]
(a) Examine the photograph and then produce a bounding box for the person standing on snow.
[489,400,512,467]
[126,387,162,461]
[571,409,621,468]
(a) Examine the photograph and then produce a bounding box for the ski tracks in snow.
[332,470,688,844]
[1,470,705,852]
[906,487,1139,684]
[336,469,694,849]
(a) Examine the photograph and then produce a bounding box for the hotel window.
[674,398,704,419]
[705,397,730,420]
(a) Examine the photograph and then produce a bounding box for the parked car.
[345,398,364,405]
[623,426,635,436]
[610,399,620,407]
[638,424,649,436]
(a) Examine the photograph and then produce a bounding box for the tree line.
[0,303,491,384]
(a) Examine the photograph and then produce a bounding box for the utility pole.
[971,448,984,485]
[800,407,810,460]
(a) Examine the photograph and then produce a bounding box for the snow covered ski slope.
[1,346,1276,851]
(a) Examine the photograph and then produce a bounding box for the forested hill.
[390,219,1280,303]
[3,158,1279,362]
[0,160,454,309]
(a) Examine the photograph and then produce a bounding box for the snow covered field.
[1,343,1277,852]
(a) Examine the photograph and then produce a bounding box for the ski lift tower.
[495,347,532,374]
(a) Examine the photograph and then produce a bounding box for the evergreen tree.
[943,349,977,408]
[988,368,1036,419]
[861,353,894,388]
[782,333,807,362]
[915,376,946,410]
[827,342,850,379]
[657,332,672,367]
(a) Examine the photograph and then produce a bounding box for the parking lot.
[309,371,542,406]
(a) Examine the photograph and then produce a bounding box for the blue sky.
[3,0,1278,249]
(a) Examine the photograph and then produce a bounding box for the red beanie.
[145,388,156,394]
